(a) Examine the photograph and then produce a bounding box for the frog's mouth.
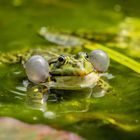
[49,72,100,90]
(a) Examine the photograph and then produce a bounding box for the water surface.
[0,0,140,140]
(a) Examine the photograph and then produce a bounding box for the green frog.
[24,48,111,91]
[24,50,111,111]
[24,50,111,112]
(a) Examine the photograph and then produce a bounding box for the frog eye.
[85,52,89,58]
[89,50,110,72]
[58,55,66,62]
[25,55,49,84]
[76,52,88,59]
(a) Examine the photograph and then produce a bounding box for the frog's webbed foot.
[92,78,112,98]
[99,72,114,80]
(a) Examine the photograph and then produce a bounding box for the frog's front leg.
[92,78,112,98]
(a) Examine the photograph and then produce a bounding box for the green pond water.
[0,0,140,140]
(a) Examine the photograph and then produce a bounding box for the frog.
[24,47,111,112]
[24,50,111,112]
[24,45,111,101]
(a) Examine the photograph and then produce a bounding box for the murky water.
[0,0,140,140]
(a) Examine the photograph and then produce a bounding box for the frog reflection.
[25,78,110,114]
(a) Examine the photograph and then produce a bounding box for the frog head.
[49,52,94,76]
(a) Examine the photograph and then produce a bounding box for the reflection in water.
[24,80,110,117]
[25,83,93,114]
[26,84,48,112]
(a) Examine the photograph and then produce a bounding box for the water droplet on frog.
[25,55,49,83]
[89,50,110,72]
